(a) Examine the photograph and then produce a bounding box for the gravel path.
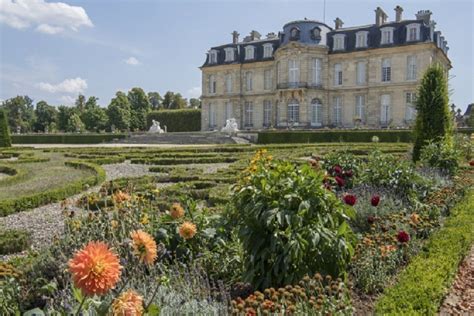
[439,244,474,315]
[102,161,154,181]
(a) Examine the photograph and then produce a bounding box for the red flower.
[333,165,343,175]
[469,160,474,167]
[367,216,375,225]
[397,230,410,243]
[371,195,381,207]
[343,194,357,206]
[335,176,345,187]
[344,170,353,178]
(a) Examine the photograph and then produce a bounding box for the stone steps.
[113,132,243,145]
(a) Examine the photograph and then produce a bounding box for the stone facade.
[200,7,451,131]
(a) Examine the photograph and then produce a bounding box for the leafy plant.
[419,138,460,176]
[0,110,11,148]
[0,229,31,255]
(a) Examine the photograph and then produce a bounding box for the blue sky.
[0,0,473,111]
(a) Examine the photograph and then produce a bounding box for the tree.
[189,98,201,109]
[128,87,151,130]
[107,91,131,131]
[466,104,474,128]
[34,101,58,132]
[81,106,108,132]
[148,92,163,110]
[57,106,77,132]
[162,91,187,110]
[413,64,453,161]
[0,96,35,132]
[85,96,99,110]
[0,110,11,147]
[75,94,86,113]
[66,113,85,132]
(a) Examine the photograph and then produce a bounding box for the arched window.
[245,46,255,60]
[288,99,300,123]
[311,27,321,40]
[290,27,300,40]
[208,75,216,94]
[310,98,323,127]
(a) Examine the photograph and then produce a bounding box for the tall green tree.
[148,92,163,110]
[0,110,11,147]
[189,98,201,109]
[107,91,131,131]
[75,94,86,113]
[66,113,85,132]
[162,91,187,110]
[34,101,58,132]
[57,106,77,132]
[81,106,108,132]
[0,96,35,132]
[128,87,151,130]
[413,64,453,161]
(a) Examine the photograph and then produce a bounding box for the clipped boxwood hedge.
[11,133,127,144]
[0,229,31,255]
[375,187,474,315]
[0,161,105,216]
[147,109,201,132]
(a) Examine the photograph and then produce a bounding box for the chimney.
[375,7,388,26]
[334,17,344,30]
[232,31,240,44]
[395,5,403,22]
[250,30,261,41]
[416,10,432,24]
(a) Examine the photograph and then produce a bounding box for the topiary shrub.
[0,229,31,255]
[413,64,453,161]
[0,110,12,148]
[228,150,355,289]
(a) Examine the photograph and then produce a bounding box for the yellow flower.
[111,220,119,229]
[140,214,149,225]
[111,289,144,316]
[130,230,158,265]
[410,213,420,225]
[178,222,197,240]
[170,203,185,219]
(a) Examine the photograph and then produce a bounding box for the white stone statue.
[148,120,165,134]
[221,118,239,134]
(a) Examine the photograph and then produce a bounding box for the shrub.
[147,109,201,132]
[0,229,31,254]
[228,150,355,289]
[11,133,127,144]
[413,64,453,161]
[0,110,11,148]
[419,138,460,176]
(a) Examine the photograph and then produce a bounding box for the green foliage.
[419,138,460,176]
[162,91,187,110]
[258,130,414,144]
[0,277,21,315]
[34,101,58,132]
[0,95,35,133]
[375,189,474,315]
[0,229,31,254]
[147,109,201,132]
[0,111,12,148]
[148,92,163,110]
[229,151,355,289]
[128,87,151,130]
[11,133,126,144]
[413,64,453,161]
[66,113,85,132]
[57,106,77,132]
[189,98,201,109]
[80,105,108,132]
[107,91,131,131]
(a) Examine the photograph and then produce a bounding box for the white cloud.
[124,57,141,66]
[187,86,201,99]
[60,95,75,105]
[37,77,87,94]
[0,0,93,34]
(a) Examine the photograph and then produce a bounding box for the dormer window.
[355,31,368,48]
[406,23,421,42]
[333,34,345,51]
[224,48,234,62]
[380,27,394,45]
[311,27,321,40]
[290,27,300,41]
[209,50,218,64]
[245,46,255,60]
[263,43,273,58]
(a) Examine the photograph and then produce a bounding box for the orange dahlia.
[114,190,131,204]
[178,221,197,240]
[68,241,122,296]
[170,203,185,219]
[130,230,157,265]
[111,289,144,316]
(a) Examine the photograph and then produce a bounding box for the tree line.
[0,89,201,133]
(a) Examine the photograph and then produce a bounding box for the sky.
[0,0,473,111]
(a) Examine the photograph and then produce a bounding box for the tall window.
[288,59,299,86]
[380,94,391,125]
[310,98,323,126]
[225,74,232,93]
[355,31,368,48]
[209,103,216,127]
[264,69,272,90]
[263,44,273,58]
[406,24,420,41]
[355,95,366,122]
[406,55,417,80]
[245,46,255,60]
[381,27,394,44]
[208,75,216,94]
[405,92,417,122]
[333,96,342,126]
[382,58,391,82]
[287,99,299,123]
[244,101,253,126]
[333,34,345,50]
[224,101,232,122]
[263,100,272,127]
[245,71,253,91]
[356,61,366,85]
[224,48,234,62]
[209,50,217,64]
[311,58,322,86]
[334,63,342,86]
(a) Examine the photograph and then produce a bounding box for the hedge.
[0,110,11,148]
[146,109,201,132]
[0,229,31,255]
[257,129,474,144]
[375,187,474,315]
[131,156,239,165]
[11,133,127,144]
[0,161,105,216]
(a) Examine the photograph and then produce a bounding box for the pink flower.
[397,231,410,243]
[343,194,357,206]
[335,176,345,187]
[371,195,381,207]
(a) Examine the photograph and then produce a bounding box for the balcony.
[277,82,323,90]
